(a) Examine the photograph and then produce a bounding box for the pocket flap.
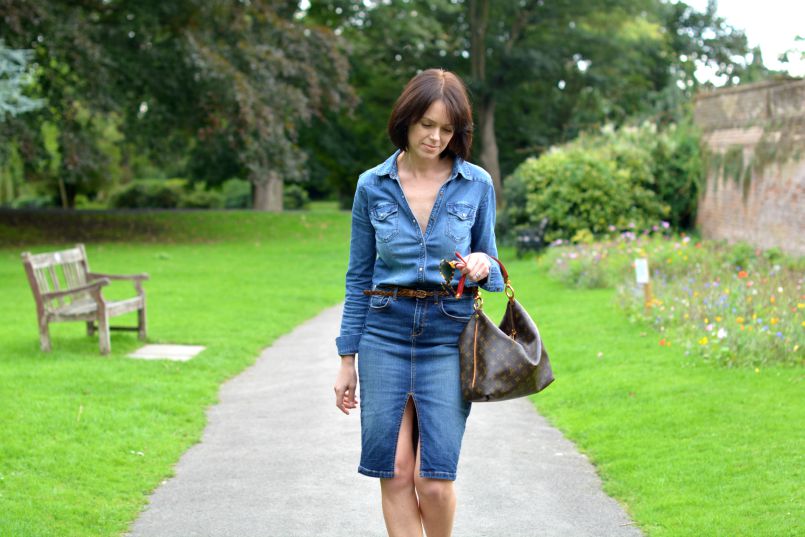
[371,202,398,221]
[446,202,476,221]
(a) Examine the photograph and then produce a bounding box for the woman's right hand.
[334,355,359,415]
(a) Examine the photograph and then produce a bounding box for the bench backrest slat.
[22,245,92,313]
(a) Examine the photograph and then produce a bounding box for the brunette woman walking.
[334,68,504,537]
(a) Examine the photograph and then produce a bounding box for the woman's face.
[407,99,454,161]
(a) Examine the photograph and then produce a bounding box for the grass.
[0,209,802,536]
[502,255,805,536]
[0,210,350,537]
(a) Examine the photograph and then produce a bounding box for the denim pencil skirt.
[357,291,475,481]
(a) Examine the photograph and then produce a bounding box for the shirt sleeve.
[470,182,506,292]
[336,182,375,356]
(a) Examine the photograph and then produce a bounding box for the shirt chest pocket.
[370,202,399,242]
[445,201,477,242]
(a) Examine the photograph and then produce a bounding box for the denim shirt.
[336,149,505,356]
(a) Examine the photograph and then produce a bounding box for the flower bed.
[538,224,804,367]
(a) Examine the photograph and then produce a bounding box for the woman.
[333,68,504,537]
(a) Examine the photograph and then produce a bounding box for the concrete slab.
[128,344,206,362]
[126,305,643,537]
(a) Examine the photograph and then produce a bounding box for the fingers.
[334,384,359,415]
[455,253,490,281]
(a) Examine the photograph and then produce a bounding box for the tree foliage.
[0,0,353,209]
[0,0,772,210]
[299,0,759,205]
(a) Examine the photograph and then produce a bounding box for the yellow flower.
[770,317,779,325]
[770,296,776,304]
[683,313,689,319]
[754,368,760,373]
[698,336,709,345]
[752,313,757,320]
[704,318,709,324]
[715,316,722,322]
[736,316,745,324]
[801,321,805,328]
[693,291,699,298]
[794,345,800,352]
[724,288,730,294]
[797,303,804,309]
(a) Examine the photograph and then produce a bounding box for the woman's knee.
[382,467,415,494]
[414,477,454,504]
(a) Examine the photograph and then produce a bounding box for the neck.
[399,150,450,179]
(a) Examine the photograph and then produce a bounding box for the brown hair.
[387,68,473,160]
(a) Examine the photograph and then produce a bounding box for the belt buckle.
[413,289,429,299]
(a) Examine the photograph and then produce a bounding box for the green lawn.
[0,210,802,536]
[0,210,351,537]
[504,256,804,537]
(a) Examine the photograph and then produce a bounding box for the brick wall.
[693,79,805,256]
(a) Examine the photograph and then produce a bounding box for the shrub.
[283,183,310,210]
[9,194,58,209]
[513,146,668,243]
[73,194,107,210]
[502,121,702,241]
[221,178,252,209]
[108,179,187,209]
[178,183,224,209]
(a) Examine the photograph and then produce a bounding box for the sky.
[685,0,805,81]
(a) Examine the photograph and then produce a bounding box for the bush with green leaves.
[501,121,702,242]
[221,178,252,209]
[283,183,310,210]
[9,194,57,209]
[509,144,668,243]
[179,183,224,209]
[108,179,187,209]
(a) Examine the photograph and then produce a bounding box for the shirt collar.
[377,149,473,181]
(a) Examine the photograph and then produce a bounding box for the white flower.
[717,328,728,339]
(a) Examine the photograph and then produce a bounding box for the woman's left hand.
[455,252,490,282]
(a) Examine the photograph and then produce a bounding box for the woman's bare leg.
[414,442,457,537]
[379,397,423,537]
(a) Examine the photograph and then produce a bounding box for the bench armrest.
[42,278,110,300]
[88,272,150,281]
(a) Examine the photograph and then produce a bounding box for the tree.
[303,0,758,208]
[0,40,43,121]
[0,0,354,210]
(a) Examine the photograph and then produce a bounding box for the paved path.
[127,305,643,537]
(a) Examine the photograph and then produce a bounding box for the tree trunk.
[252,172,283,211]
[477,96,503,208]
[469,0,503,209]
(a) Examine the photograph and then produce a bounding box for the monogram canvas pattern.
[459,298,554,402]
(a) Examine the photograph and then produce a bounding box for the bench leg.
[39,319,51,352]
[137,307,147,340]
[86,321,96,336]
[98,312,111,355]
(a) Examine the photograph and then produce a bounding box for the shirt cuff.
[336,333,362,356]
[480,255,505,292]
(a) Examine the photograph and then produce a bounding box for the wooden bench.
[21,244,149,354]
[515,217,550,257]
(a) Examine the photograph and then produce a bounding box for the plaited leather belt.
[363,286,477,299]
